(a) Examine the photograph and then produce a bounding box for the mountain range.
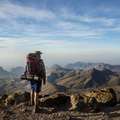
[57,68,120,92]
[65,62,120,72]
[0,61,120,79]
[0,62,120,95]
[47,64,72,83]
[0,67,10,78]
[10,66,25,78]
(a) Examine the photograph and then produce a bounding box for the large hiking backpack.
[26,53,42,76]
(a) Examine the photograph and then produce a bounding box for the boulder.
[40,93,71,110]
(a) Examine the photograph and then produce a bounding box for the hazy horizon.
[0,0,120,70]
[2,59,120,71]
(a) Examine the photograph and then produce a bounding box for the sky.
[0,0,120,69]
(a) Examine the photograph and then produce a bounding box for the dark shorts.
[30,80,42,93]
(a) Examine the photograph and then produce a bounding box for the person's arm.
[24,65,27,75]
[41,60,46,85]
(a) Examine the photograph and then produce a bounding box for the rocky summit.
[0,87,120,120]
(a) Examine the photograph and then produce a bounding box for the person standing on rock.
[23,51,46,113]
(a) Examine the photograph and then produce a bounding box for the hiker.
[24,51,46,113]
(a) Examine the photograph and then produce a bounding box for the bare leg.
[34,92,39,107]
[33,92,40,113]
[30,90,34,105]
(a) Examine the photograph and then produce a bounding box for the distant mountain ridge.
[65,62,120,72]
[0,61,120,79]
[47,62,120,84]
[0,66,26,95]
[0,67,10,78]
[57,68,120,92]
[0,66,24,78]
[10,66,25,78]
[47,64,72,83]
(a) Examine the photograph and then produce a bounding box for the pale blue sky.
[0,0,120,69]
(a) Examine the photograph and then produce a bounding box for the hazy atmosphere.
[1,1,120,119]
[0,0,120,69]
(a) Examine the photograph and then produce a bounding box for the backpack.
[26,53,41,76]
